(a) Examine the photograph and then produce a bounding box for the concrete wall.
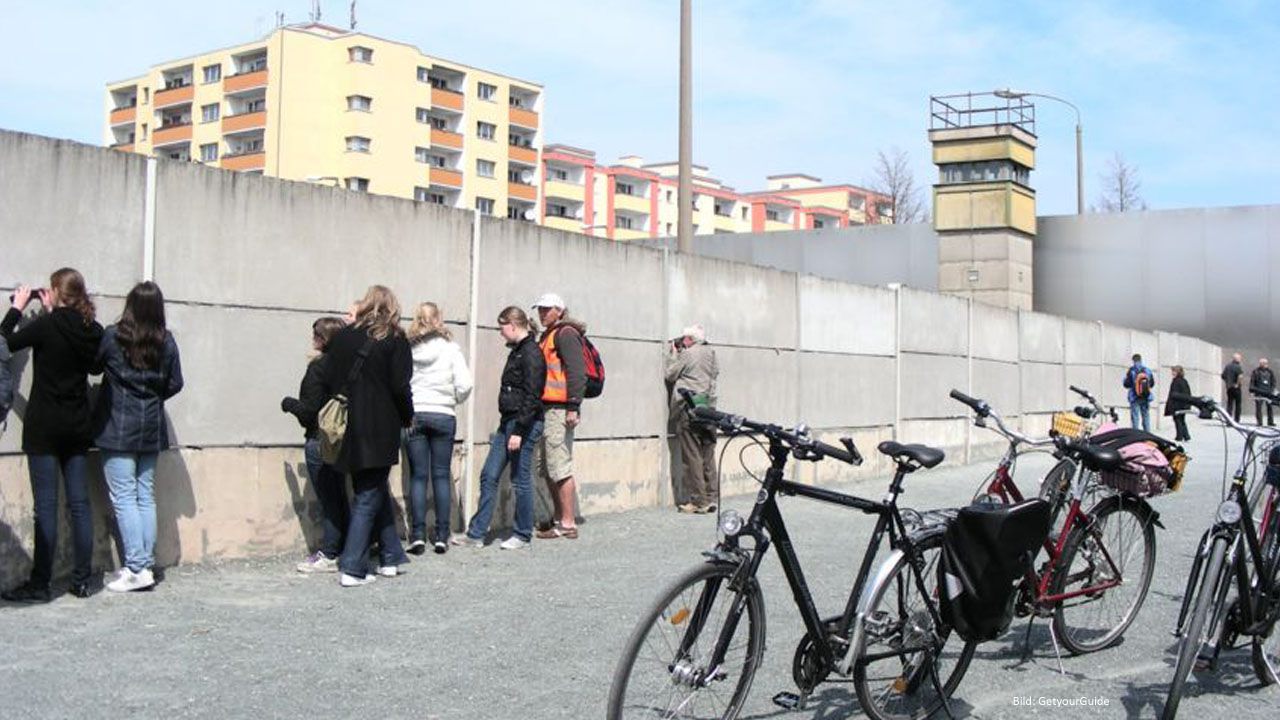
[0,131,1224,587]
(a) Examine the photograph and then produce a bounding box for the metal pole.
[1075,122,1084,215]
[677,0,693,253]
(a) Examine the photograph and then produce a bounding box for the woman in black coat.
[1,268,103,602]
[1165,365,1192,442]
[325,286,413,586]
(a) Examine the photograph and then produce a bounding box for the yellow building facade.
[104,23,543,219]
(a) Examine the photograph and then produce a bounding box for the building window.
[507,205,529,221]
[616,214,634,230]
[430,192,446,205]
[139,123,148,140]
[714,202,730,217]
[429,76,447,90]
[430,116,448,131]
[142,88,150,104]
[508,168,527,184]
[202,64,222,84]
[415,147,430,164]
[200,103,220,123]
[550,167,568,181]
[416,107,430,123]
[199,143,218,162]
[346,136,371,153]
[616,182,634,196]
[666,223,673,235]
[348,46,373,63]
[241,55,267,73]
[246,98,266,113]
[665,190,673,203]
[348,95,372,112]
[476,121,496,140]
[849,195,866,211]
[509,133,533,148]
[741,207,748,220]
[417,67,430,83]
[346,177,369,192]
[547,203,569,217]
[766,209,780,221]
[476,159,495,178]
[477,82,497,101]
[231,138,263,154]
[813,217,826,229]
[476,197,495,215]
[430,155,447,168]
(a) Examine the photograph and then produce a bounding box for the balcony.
[429,167,463,187]
[508,144,537,165]
[509,107,538,129]
[109,106,136,126]
[111,143,135,153]
[222,151,265,172]
[431,87,464,112]
[508,182,536,201]
[430,128,464,150]
[154,84,194,108]
[222,111,266,134]
[544,179,584,201]
[152,123,193,146]
[223,69,268,94]
[613,191,648,214]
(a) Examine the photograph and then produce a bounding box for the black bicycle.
[1163,393,1280,718]
[606,398,973,720]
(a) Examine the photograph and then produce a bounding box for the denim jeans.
[1130,401,1151,432]
[102,452,158,573]
[404,412,457,543]
[28,453,93,587]
[467,419,543,542]
[304,438,350,558]
[338,467,408,578]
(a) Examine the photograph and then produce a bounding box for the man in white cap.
[666,323,719,513]
[531,292,587,538]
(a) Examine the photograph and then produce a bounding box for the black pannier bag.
[939,498,1052,642]
[1266,445,1280,489]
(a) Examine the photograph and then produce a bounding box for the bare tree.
[868,147,926,224]
[1094,152,1147,212]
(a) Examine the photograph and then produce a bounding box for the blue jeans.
[304,439,350,558]
[1130,401,1150,432]
[467,419,543,542]
[338,467,409,578]
[404,412,457,543]
[28,453,93,587]
[102,452,158,573]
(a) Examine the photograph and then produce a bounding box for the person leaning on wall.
[665,323,719,514]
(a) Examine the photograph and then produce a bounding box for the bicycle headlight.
[1216,500,1242,525]
[718,509,744,537]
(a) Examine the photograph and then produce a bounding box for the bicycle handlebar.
[1172,392,1280,439]
[949,388,1053,447]
[948,389,989,417]
[687,399,863,466]
[1069,384,1119,422]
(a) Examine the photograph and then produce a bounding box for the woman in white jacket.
[404,302,473,554]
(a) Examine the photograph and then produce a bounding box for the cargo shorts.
[535,407,575,482]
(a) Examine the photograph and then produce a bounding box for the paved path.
[2,422,1278,719]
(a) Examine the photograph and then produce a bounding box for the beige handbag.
[317,337,373,464]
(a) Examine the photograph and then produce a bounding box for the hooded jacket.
[93,325,184,452]
[409,335,473,416]
[1,306,104,454]
[498,334,546,438]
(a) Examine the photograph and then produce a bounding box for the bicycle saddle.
[1072,442,1123,472]
[877,441,945,469]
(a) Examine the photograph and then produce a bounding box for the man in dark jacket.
[1251,358,1276,427]
[1223,353,1244,422]
[532,292,586,540]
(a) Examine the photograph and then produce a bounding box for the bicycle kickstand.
[925,647,956,720]
[1047,621,1066,675]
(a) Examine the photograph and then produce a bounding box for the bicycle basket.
[1100,465,1174,497]
[1050,412,1087,440]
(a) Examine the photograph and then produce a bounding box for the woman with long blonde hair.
[404,302,472,554]
[323,285,413,586]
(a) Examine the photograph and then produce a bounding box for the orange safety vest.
[540,326,568,403]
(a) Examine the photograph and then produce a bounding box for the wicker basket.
[1050,412,1087,440]
[1101,466,1173,497]
[1167,451,1189,493]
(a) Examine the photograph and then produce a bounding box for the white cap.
[682,323,706,343]
[531,292,565,309]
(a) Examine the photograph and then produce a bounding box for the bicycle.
[1162,394,1280,719]
[606,398,972,720]
[950,389,1162,656]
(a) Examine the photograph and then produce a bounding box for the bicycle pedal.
[772,691,805,711]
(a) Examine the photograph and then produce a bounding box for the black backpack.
[938,498,1051,642]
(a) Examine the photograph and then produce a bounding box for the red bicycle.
[951,389,1161,655]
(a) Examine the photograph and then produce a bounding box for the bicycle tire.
[1051,495,1157,654]
[1037,458,1077,539]
[1251,485,1280,685]
[607,561,765,720]
[852,530,977,720]
[1163,535,1230,720]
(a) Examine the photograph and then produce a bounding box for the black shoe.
[406,539,427,555]
[433,541,447,555]
[70,582,94,599]
[2,582,52,604]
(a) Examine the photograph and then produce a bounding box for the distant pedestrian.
[1,269,103,603]
[666,323,719,514]
[1222,353,1244,422]
[532,293,586,541]
[1165,365,1192,442]
[455,306,545,550]
[94,282,184,593]
[282,316,349,574]
[1123,353,1155,432]
[325,285,413,587]
[404,302,472,555]
[1251,358,1276,427]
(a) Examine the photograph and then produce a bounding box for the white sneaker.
[375,565,400,578]
[340,573,377,587]
[106,568,155,593]
[296,552,339,574]
[499,537,530,550]
[450,534,484,548]
[132,568,156,590]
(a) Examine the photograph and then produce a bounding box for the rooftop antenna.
[310,0,321,22]
[275,11,285,28]
[350,0,358,30]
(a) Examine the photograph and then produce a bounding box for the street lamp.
[994,88,1084,215]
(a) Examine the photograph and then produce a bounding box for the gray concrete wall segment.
[898,287,969,355]
[714,346,799,423]
[970,358,1020,418]
[798,353,895,428]
[1064,365,1104,406]
[1063,319,1102,365]
[1020,362,1068,414]
[899,352,968,419]
[1104,324,1134,366]
[0,132,147,297]
[1017,311,1065,363]
[667,254,797,349]
[796,275,895,356]
[970,303,1019,362]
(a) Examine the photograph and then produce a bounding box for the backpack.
[939,498,1051,642]
[317,337,373,464]
[581,334,605,399]
[1132,368,1151,401]
[0,337,13,428]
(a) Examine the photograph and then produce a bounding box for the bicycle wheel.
[607,561,765,720]
[1164,535,1229,719]
[852,530,978,720]
[1037,458,1077,539]
[1051,495,1157,654]
[1251,485,1280,685]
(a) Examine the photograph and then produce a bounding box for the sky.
[2,0,1277,216]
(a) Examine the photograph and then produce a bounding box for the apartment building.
[541,144,891,240]
[104,23,543,219]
